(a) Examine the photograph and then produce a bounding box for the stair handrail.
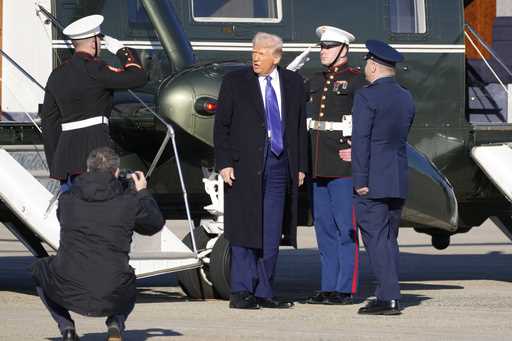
[464,22,511,95]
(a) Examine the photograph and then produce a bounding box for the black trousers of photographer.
[36,286,134,334]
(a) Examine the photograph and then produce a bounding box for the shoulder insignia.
[107,65,123,73]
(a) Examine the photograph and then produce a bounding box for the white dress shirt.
[258,67,282,119]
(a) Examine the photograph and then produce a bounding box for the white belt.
[309,116,352,133]
[61,116,109,131]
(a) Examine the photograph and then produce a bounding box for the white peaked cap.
[63,15,104,40]
[315,25,356,45]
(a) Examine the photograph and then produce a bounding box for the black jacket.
[214,66,308,249]
[40,48,148,179]
[32,171,164,316]
[309,66,367,178]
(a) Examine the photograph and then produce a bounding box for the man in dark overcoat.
[352,40,415,315]
[214,32,308,309]
[40,15,148,191]
[32,147,165,340]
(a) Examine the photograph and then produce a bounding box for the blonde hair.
[252,32,283,57]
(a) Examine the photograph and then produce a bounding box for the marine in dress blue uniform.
[306,26,366,305]
[352,40,415,315]
[40,15,148,192]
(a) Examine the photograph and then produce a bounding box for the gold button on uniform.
[321,104,325,109]
[330,75,334,79]
[326,81,331,85]
[323,87,328,91]
[319,112,324,117]
[322,96,326,100]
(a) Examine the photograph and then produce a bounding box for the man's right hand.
[220,167,235,186]
[132,171,147,192]
[103,35,125,54]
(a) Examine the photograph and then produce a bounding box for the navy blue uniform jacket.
[351,76,415,199]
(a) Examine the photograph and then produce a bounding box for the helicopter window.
[390,0,427,34]
[128,0,151,25]
[192,0,282,23]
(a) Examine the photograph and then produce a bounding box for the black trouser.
[36,287,133,335]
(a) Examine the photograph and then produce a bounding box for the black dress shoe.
[306,291,336,304]
[326,292,354,305]
[62,329,79,341]
[229,291,260,309]
[358,299,401,315]
[256,297,294,309]
[306,291,334,304]
[106,325,122,341]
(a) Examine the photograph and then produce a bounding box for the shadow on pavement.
[47,328,182,340]
[274,247,511,303]
[1,246,511,305]
[136,288,189,303]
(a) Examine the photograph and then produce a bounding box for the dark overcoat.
[32,171,164,316]
[214,66,308,249]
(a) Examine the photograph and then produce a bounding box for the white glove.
[286,46,312,72]
[103,35,125,54]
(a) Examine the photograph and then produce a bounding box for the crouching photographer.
[32,147,165,341]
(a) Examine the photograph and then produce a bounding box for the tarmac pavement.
[0,220,511,340]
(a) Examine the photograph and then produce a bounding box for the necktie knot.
[265,75,272,83]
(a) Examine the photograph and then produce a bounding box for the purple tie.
[265,75,283,156]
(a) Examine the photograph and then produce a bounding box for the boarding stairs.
[464,23,512,241]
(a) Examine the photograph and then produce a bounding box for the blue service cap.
[364,39,404,67]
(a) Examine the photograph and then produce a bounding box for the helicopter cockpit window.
[192,0,282,23]
[390,0,427,34]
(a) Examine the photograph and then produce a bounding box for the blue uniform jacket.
[351,76,415,199]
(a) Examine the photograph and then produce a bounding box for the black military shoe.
[62,329,79,341]
[256,297,294,309]
[358,299,401,315]
[306,291,334,304]
[326,292,354,305]
[229,291,260,309]
[106,324,122,341]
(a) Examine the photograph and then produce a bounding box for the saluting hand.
[220,167,235,186]
[103,35,125,54]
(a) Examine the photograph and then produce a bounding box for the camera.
[118,168,136,190]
